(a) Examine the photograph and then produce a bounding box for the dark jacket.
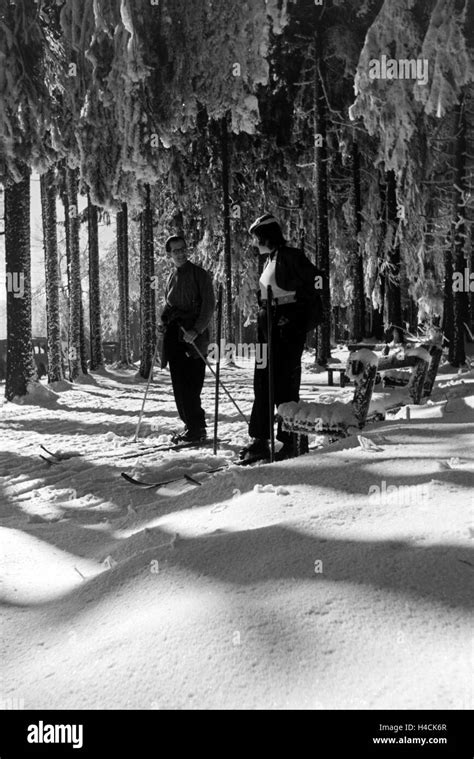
[162,260,215,359]
[258,246,324,331]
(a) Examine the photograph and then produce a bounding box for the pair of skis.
[121,463,228,490]
[121,443,273,488]
[39,440,232,491]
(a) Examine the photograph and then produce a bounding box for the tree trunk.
[372,174,386,340]
[442,242,454,350]
[470,225,474,332]
[348,141,365,341]
[117,202,132,366]
[449,96,467,366]
[59,165,72,378]
[221,114,233,344]
[313,35,331,365]
[139,184,156,379]
[65,167,85,380]
[385,170,403,343]
[40,167,63,384]
[298,187,305,252]
[4,164,36,400]
[80,300,88,373]
[88,193,104,370]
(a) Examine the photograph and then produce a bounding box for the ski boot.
[172,427,207,445]
[275,434,309,461]
[238,438,270,466]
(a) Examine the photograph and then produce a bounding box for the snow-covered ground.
[1,350,473,710]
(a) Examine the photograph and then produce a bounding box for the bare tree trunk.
[5,164,36,400]
[40,167,63,384]
[372,174,386,340]
[348,141,365,341]
[449,95,467,366]
[470,225,474,332]
[298,187,305,252]
[79,299,88,374]
[59,176,71,377]
[65,167,84,380]
[313,34,331,365]
[139,185,156,379]
[385,170,403,343]
[221,113,233,344]
[442,241,454,349]
[117,202,132,366]
[88,193,104,370]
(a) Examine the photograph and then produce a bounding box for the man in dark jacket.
[160,235,215,443]
[240,213,323,463]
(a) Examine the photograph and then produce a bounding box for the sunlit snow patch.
[0,527,103,604]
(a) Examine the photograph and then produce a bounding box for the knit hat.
[248,213,280,236]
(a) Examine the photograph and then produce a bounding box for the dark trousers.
[164,324,206,433]
[249,303,306,445]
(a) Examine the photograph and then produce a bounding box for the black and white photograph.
[0,0,473,738]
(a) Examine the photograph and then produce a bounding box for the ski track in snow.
[0,352,473,710]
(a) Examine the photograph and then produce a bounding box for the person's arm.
[192,269,216,335]
[160,271,175,326]
[296,250,318,286]
[182,269,216,343]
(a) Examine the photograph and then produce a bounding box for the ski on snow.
[118,438,231,460]
[39,438,231,464]
[39,445,83,463]
[121,464,229,490]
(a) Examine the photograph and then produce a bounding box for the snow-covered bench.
[326,365,349,387]
[348,335,443,399]
[278,344,440,443]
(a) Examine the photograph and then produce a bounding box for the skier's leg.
[274,305,306,449]
[168,359,187,428]
[166,327,188,428]
[180,354,206,435]
[248,313,270,440]
[239,310,272,461]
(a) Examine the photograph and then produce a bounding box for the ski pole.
[213,285,223,454]
[134,339,160,442]
[180,327,249,425]
[266,285,275,463]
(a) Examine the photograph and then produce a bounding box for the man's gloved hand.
[182,329,198,344]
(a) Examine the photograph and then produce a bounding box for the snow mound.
[367,398,388,418]
[75,374,98,386]
[49,380,74,392]
[0,527,102,604]
[12,381,59,407]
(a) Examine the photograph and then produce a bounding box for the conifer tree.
[138,185,156,380]
[0,0,56,399]
[88,193,104,370]
[66,167,86,380]
[4,166,36,400]
[40,167,64,384]
[116,202,132,366]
